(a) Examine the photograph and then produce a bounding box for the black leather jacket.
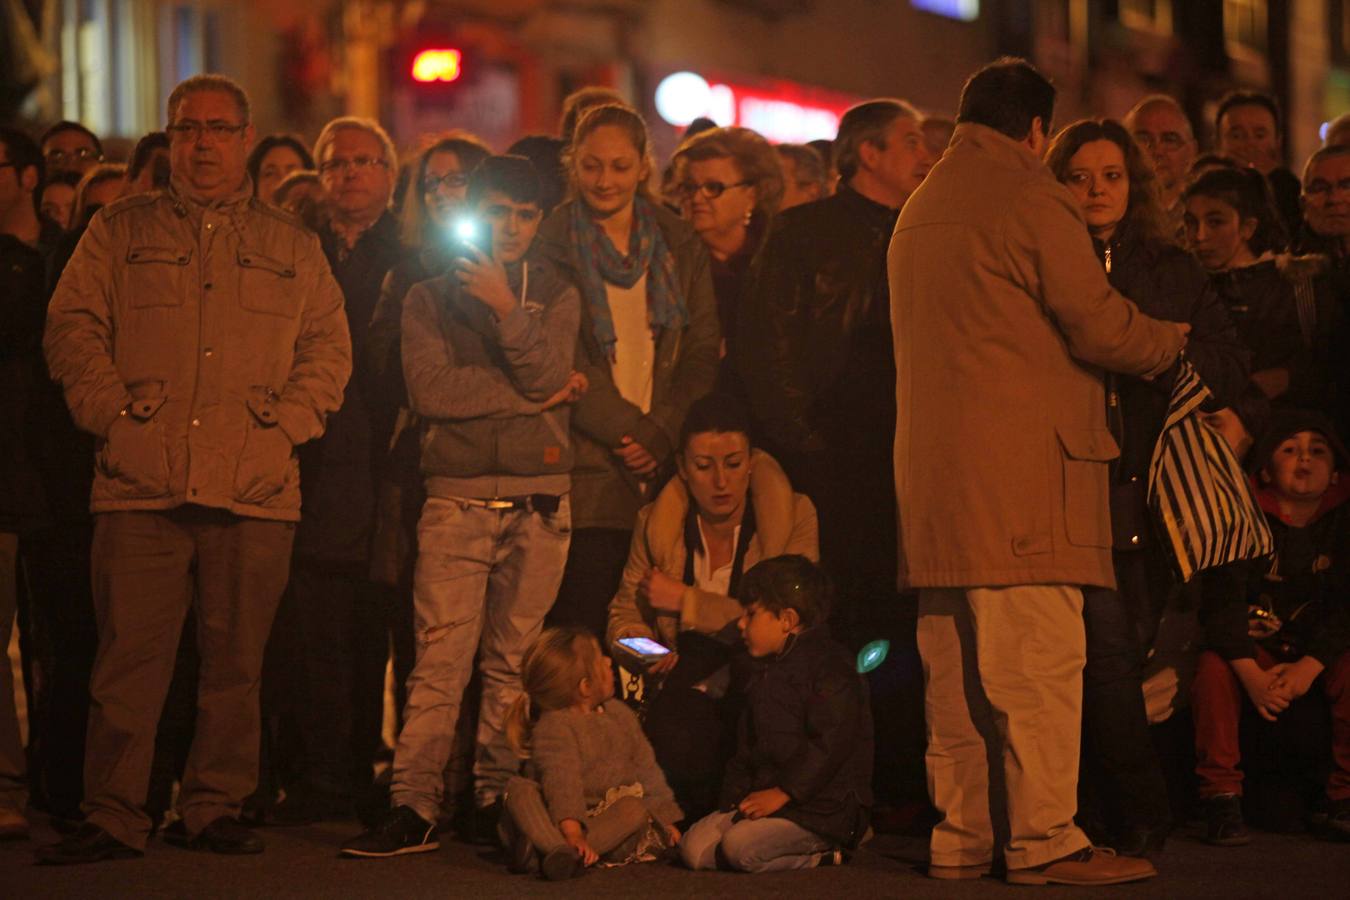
[736,184,899,462]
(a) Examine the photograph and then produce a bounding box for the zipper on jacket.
[1104,245,1112,274]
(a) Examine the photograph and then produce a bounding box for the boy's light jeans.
[390,495,570,823]
[680,809,831,872]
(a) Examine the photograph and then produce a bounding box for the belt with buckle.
[456,494,562,514]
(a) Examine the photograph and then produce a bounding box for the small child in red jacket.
[1195,410,1350,844]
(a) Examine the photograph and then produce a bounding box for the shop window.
[1119,0,1172,35]
[1223,0,1267,54]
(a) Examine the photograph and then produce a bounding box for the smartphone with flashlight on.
[613,636,672,668]
[449,216,492,262]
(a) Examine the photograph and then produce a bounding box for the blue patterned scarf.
[570,196,685,361]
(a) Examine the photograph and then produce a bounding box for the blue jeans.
[390,496,570,821]
[680,808,831,872]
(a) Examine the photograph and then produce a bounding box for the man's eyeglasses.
[676,179,752,200]
[44,147,100,163]
[167,121,247,142]
[423,172,468,192]
[1305,177,1350,198]
[1133,132,1188,152]
[320,156,390,175]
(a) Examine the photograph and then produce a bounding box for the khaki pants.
[84,509,293,849]
[917,585,1091,870]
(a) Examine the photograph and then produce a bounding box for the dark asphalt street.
[3,814,1347,899]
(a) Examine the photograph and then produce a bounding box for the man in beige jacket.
[888,58,1187,886]
[37,75,351,864]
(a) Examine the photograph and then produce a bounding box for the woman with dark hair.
[670,127,784,396]
[246,134,315,202]
[606,393,816,818]
[1184,166,1336,428]
[536,103,720,644]
[1045,118,1250,857]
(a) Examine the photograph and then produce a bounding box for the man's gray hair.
[167,74,251,125]
[833,99,921,183]
[1123,93,1194,140]
[1303,143,1350,187]
[314,117,400,183]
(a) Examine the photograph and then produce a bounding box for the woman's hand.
[646,651,680,675]
[1269,656,1324,702]
[639,568,685,613]
[738,787,791,820]
[454,248,516,319]
[542,371,589,410]
[1234,660,1289,722]
[559,818,598,866]
[614,435,658,477]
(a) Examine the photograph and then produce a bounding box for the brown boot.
[1006,846,1156,886]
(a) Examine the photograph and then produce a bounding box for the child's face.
[580,649,614,707]
[1265,430,1336,501]
[738,601,793,658]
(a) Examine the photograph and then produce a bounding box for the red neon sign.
[412,49,462,83]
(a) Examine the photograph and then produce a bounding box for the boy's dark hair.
[0,126,44,181]
[957,57,1056,141]
[1250,409,1350,475]
[128,131,170,183]
[1216,90,1282,135]
[467,154,542,209]
[679,392,752,454]
[738,555,832,628]
[506,135,565,215]
[1183,166,1289,255]
[40,120,102,157]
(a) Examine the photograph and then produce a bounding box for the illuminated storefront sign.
[411,48,463,83]
[910,0,979,21]
[654,71,855,143]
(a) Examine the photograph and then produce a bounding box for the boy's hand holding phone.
[559,818,598,866]
[738,787,790,820]
[455,246,516,320]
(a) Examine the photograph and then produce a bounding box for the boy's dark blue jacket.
[720,624,873,847]
[1201,478,1350,666]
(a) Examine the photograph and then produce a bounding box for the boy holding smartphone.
[343,155,585,857]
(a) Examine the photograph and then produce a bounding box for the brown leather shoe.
[1006,846,1156,886]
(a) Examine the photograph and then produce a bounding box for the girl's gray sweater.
[531,699,683,827]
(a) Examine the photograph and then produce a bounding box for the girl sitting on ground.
[501,627,683,880]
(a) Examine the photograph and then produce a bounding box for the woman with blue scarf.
[537,103,721,644]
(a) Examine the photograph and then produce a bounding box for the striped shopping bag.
[1147,359,1273,582]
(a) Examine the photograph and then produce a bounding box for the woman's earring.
[743,207,753,226]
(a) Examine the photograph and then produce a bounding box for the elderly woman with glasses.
[670,127,784,397]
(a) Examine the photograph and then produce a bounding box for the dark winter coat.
[296,212,404,563]
[1200,481,1350,668]
[736,184,898,467]
[0,233,50,532]
[719,625,873,848]
[1208,255,1338,432]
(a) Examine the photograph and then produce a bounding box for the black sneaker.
[1324,797,1350,841]
[540,846,580,881]
[1203,794,1251,846]
[340,806,439,859]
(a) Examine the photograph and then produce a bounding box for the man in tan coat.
[888,58,1187,886]
[36,75,351,864]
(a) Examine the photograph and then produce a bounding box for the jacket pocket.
[234,387,294,505]
[1057,427,1120,548]
[126,246,191,308]
[237,249,300,317]
[98,396,170,496]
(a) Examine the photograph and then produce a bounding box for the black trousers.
[1080,584,1171,833]
[276,562,400,798]
[546,528,631,645]
[19,526,97,818]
